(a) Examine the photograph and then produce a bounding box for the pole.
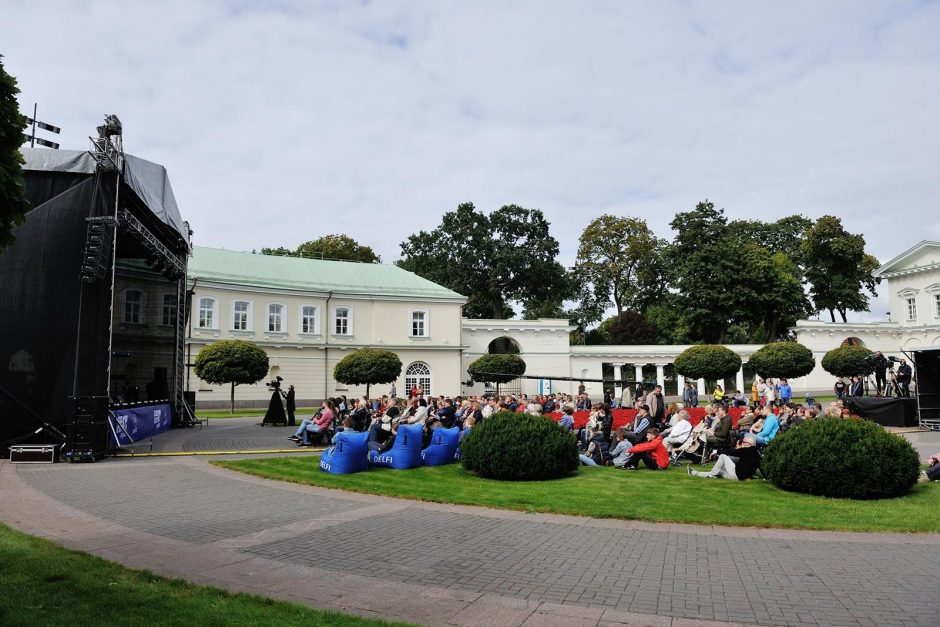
[30,103,37,147]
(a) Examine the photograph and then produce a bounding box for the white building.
[186,247,466,408]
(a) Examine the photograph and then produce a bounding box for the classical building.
[186,247,466,408]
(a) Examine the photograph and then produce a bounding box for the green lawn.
[215,457,939,534]
[0,523,408,627]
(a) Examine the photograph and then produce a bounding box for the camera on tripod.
[266,376,283,390]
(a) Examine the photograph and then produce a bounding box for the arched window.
[487,336,521,354]
[840,337,866,347]
[405,362,431,396]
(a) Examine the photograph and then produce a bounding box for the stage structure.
[0,117,192,459]
[910,346,940,431]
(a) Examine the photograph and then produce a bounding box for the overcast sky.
[4,1,939,321]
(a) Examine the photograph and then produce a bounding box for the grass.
[0,523,408,627]
[215,457,940,534]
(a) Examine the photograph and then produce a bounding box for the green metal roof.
[188,247,466,301]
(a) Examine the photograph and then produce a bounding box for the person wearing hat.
[625,404,652,445]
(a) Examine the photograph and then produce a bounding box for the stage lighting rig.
[89,113,124,171]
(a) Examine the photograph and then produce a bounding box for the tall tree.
[802,216,880,322]
[0,55,30,252]
[573,214,664,325]
[397,202,570,319]
[260,234,380,263]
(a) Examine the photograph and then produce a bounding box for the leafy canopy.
[397,202,571,319]
[260,234,380,263]
[333,348,402,396]
[673,345,742,381]
[821,346,873,378]
[468,353,526,385]
[461,411,579,480]
[747,342,815,379]
[193,340,269,413]
[0,55,30,252]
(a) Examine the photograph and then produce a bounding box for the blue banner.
[109,403,171,448]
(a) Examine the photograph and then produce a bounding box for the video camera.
[266,376,283,390]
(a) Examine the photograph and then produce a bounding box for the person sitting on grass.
[621,428,669,471]
[689,435,761,480]
[919,452,940,483]
[558,405,575,432]
[609,429,633,468]
[578,424,610,466]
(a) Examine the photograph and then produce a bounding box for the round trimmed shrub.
[467,353,526,385]
[674,345,741,381]
[461,411,578,480]
[762,419,919,499]
[747,342,815,379]
[821,346,873,378]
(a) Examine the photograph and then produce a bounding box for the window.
[334,307,351,335]
[268,304,284,332]
[123,290,142,324]
[301,305,319,334]
[233,301,250,331]
[935,294,940,319]
[161,294,177,326]
[906,297,917,321]
[410,310,428,337]
[405,362,431,396]
[198,298,216,329]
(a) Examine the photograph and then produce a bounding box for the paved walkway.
[2,455,938,627]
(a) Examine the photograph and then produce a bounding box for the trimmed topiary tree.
[821,345,873,378]
[673,345,741,382]
[193,340,270,413]
[468,353,526,394]
[747,342,816,380]
[333,348,402,399]
[461,411,578,480]
[763,419,919,499]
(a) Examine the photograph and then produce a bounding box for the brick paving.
[3,457,939,627]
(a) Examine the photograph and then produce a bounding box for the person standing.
[390,382,397,399]
[848,375,864,397]
[833,377,846,399]
[645,385,666,427]
[777,379,792,405]
[897,359,913,397]
[285,385,297,426]
[872,352,889,396]
[683,382,698,408]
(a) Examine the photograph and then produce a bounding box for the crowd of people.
[285,378,935,483]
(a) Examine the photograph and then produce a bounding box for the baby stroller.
[669,421,708,466]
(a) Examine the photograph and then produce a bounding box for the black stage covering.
[844,397,919,428]
[0,148,189,455]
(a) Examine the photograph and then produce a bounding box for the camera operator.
[871,352,889,396]
[896,358,913,398]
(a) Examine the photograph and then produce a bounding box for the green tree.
[573,215,664,324]
[468,353,527,394]
[397,202,571,319]
[333,348,402,398]
[0,55,30,252]
[193,340,269,413]
[587,312,658,345]
[260,235,380,263]
[802,216,880,322]
[673,345,742,382]
[821,346,873,378]
[747,342,816,380]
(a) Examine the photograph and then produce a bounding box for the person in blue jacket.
[777,379,792,405]
[751,406,780,445]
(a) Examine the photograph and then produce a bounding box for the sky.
[3,0,939,321]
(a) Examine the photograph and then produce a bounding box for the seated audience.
[750,406,780,445]
[705,405,733,450]
[625,404,652,445]
[558,406,575,432]
[919,452,940,483]
[663,409,693,452]
[621,429,669,470]
[609,429,632,468]
[578,424,610,466]
[290,401,333,445]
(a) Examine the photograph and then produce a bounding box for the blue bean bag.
[319,430,369,474]
[369,423,424,469]
[421,427,460,466]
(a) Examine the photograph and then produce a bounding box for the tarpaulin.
[109,403,171,448]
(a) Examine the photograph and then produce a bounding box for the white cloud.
[4,0,938,321]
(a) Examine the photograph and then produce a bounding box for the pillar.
[635,364,644,384]
[735,367,745,395]
[612,363,623,400]
[656,364,665,390]
[676,373,685,397]
[697,378,705,395]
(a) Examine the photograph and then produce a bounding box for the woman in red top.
[622,429,669,470]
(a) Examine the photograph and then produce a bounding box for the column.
[635,364,644,384]
[656,364,665,390]
[697,378,705,395]
[735,367,745,395]
[676,373,685,398]
[612,363,623,401]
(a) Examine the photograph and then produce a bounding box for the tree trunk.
[839,308,848,323]
[365,383,371,400]
[230,382,235,414]
[828,309,836,322]
[490,297,504,319]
